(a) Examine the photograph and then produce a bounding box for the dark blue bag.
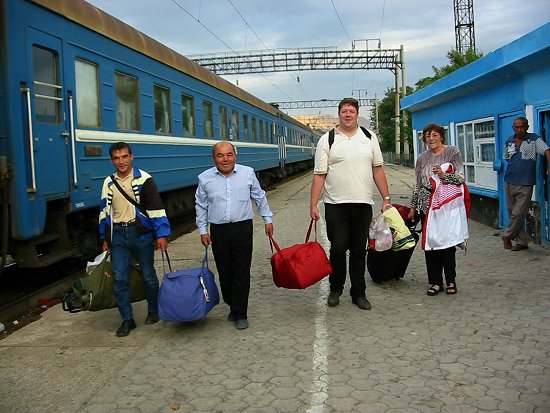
[158,248,220,322]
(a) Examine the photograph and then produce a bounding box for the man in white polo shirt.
[310,97,391,310]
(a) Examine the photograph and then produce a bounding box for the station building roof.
[401,22,550,112]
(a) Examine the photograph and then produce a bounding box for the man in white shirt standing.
[310,97,391,310]
[195,142,274,330]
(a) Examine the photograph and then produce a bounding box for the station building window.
[154,84,171,134]
[456,118,497,190]
[415,130,427,154]
[115,71,140,131]
[203,101,213,138]
[75,59,99,127]
[32,45,61,124]
[181,94,195,136]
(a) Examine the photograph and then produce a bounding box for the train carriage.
[0,0,319,268]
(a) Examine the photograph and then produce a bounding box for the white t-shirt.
[313,127,384,204]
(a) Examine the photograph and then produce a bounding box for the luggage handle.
[161,247,210,277]
[269,219,318,255]
[161,250,173,275]
[304,219,317,243]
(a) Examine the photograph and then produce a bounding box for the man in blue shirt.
[195,142,274,330]
[502,117,550,251]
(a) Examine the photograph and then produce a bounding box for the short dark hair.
[338,97,359,113]
[422,123,446,144]
[109,142,132,157]
[514,117,529,127]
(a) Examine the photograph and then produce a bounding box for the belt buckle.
[119,219,135,227]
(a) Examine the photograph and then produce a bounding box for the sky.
[86,0,550,117]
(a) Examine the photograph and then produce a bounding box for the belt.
[114,219,136,227]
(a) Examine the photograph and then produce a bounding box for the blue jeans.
[111,225,159,320]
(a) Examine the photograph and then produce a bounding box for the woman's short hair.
[422,123,446,144]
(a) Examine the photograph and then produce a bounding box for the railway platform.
[1,164,549,413]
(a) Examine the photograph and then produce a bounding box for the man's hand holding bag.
[269,219,332,289]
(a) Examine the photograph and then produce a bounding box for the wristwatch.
[383,195,391,200]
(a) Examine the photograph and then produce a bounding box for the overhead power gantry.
[190,44,406,154]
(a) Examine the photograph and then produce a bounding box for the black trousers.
[424,247,457,287]
[324,203,372,298]
[420,213,457,287]
[210,220,253,320]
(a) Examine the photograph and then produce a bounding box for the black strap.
[110,175,149,218]
[328,126,371,150]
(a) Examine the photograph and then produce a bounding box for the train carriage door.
[278,125,287,168]
[24,29,69,197]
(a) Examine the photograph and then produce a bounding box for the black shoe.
[352,296,372,310]
[144,312,159,325]
[116,319,137,337]
[327,291,341,307]
[235,319,249,330]
[227,312,235,322]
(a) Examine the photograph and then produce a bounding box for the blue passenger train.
[0,0,319,268]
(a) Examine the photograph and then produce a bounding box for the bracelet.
[383,196,391,200]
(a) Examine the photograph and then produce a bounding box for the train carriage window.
[203,101,213,138]
[243,114,249,141]
[219,106,228,139]
[154,84,171,133]
[252,117,257,141]
[75,59,99,127]
[181,94,195,136]
[115,72,140,131]
[231,110,239,140]
[32,46,61,123]
[259,120,264,143]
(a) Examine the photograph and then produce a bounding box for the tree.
[373,48,484,154]
[371,87,413,153]
[415,48,483,90]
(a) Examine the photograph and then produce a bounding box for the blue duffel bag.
[158,247,220,322]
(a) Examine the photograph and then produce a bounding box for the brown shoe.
[502,237,512,250]
[511,244,528,251]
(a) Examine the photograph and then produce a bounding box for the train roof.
[29,0,317,134]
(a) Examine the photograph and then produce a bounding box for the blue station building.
[401,22,550,247]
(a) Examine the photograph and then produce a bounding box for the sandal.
[426,285,442,296]
[446,283,457,295]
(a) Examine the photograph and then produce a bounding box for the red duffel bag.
[269,219,333,289]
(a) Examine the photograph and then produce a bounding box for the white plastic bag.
[369,214,393,251]
[86,251,110,274]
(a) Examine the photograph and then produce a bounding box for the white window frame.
[455,117,497,190]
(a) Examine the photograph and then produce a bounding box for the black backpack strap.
[360,126,372,139]
[329,126,370,151]
[110,175,149,218]
[328,128,335,150]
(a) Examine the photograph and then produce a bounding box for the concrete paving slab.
[1,164,549,413]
